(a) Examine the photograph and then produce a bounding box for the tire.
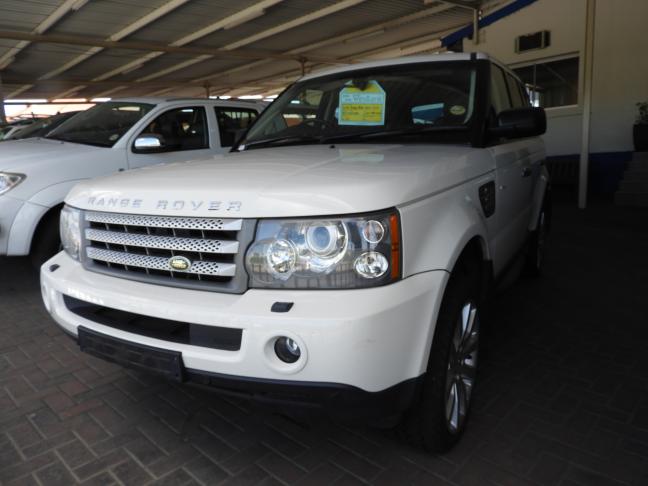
[30,210,62,269]
[400,261,481,452]
[524,200,549,277]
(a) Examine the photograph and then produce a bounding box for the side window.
[490,65,512,115]
[138,106,208,152]
[215,108,258,147]
[506,74,528,108]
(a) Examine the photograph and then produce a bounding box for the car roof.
[109,97,266,108]
[298,52,514,82]
[299,53,489,81]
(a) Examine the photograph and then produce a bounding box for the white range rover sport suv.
[41,53,550,452]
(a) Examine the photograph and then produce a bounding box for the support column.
[579,0,596,209]
[0,74,7,124]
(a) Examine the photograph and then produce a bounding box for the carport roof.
[0,0,500,101]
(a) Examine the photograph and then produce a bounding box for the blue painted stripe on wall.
[441,0,539,47]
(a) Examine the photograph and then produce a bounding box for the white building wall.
[589,0,648,153]
[463,0,648,157]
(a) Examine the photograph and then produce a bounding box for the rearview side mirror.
[133,134,165,153]
[491,107,546,139]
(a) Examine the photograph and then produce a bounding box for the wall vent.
[516,31,551,53]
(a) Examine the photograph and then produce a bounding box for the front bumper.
[41,252,448,405]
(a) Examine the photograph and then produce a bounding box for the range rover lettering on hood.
[65,145,493,218]
[86,196,242,212]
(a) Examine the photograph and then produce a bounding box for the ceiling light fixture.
[5,99,48,104]
[52,98,87,103]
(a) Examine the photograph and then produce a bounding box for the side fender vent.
[479,181,496,218]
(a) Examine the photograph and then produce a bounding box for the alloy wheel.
[536,211,547,269]
[445,301,479,433]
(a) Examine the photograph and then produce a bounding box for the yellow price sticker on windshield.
[338,80,386,126]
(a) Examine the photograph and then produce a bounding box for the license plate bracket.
[78,326,185,382]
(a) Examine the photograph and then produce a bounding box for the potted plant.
[634,102,648,152]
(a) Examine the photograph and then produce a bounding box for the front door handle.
[522,167,533,178]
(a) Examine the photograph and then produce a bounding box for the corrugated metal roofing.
[0,0,500,100]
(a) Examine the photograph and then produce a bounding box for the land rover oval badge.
[169,256,191,271]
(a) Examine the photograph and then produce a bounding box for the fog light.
[274,336,301,363]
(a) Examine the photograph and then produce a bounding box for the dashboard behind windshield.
[47,102,154,147]
[240,61,477,150]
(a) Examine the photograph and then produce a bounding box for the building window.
[513,57,579,108]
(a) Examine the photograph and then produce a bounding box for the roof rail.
[164,97,208,102]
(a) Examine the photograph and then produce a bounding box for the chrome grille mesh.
[86,248,236,276]
[85,229,239,254]
[82,210,253,293]
[85,211,243,231]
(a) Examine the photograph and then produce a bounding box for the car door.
[489,64,533,275]
[126,105,214,169]
[504,73,543,224]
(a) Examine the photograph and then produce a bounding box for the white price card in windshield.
[338,80,386,126]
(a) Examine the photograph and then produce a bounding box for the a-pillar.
[0,74,7,124]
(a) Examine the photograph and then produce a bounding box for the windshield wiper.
[240,134,322,150]
[321,125,468,143]
[44,134,72,143]
[240,125,469,150]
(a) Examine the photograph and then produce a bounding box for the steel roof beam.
[38,0,191,80]
[0,0,89,99]
[96,1,459,97]
[124,0,367,83]
[430,0,481,10]
[222,0,366,51]
[0,0,87,70]
[188,2,455,85]
[0,79,206,89]
[0,30,339,63]
[89,0,285,82]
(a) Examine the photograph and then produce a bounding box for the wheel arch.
[529,165,551,232]
[30,202,64,253]
[399,183,494,279]
[6,180,84,255]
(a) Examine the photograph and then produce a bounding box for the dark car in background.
[1,111,82,141]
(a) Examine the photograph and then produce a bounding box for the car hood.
[67,144,492,218]
[0,138,103,173]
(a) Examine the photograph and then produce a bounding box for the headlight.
[0,172,25,195]
[60,205,81,260]
[245,210,401,289]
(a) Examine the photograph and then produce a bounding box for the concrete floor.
[1,201,648,485]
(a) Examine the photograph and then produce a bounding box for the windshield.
[46,102,154,147]
[10,111,79,140]
[239,61,477,150]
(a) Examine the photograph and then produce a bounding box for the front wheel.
[524,205,548,277]
[30,211,62,269]
[400,267,481,452]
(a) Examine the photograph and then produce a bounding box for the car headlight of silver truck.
[245,210,401,289]
[0,172,25,195]
[60,205,81,260]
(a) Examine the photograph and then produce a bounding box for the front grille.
[82,210,255,293]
